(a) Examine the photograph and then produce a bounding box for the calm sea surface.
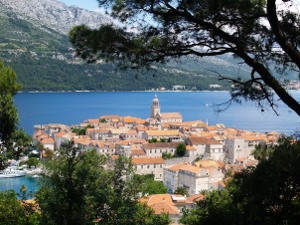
[2,91,300,193]
[14,91,300,135]
[0,176,39,195]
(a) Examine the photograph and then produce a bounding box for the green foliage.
[162,152,173,160]
[36,142,107,225]
[43,148,55,160]
[0,190,40,225]
[11,129,32,160]
[36,141,170,225]
[0,60,20,143]
[0,60,21,167]
[71,126,87,135]
[175,143,186,157]
[100,118,107,123]
[175,186,189,197]
[252,142,274,161]
[26,157,39,168]
[135,174,168,195]
[149,138,157,143]
[181,190,237,225]
[68,0,300,116]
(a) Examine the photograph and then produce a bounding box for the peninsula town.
[33,95,279,224]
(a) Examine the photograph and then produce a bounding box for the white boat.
[0,167,27,178]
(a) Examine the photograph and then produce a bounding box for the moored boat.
[0,167,26,178]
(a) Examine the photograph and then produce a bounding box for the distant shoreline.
[18,90,231,94]
[17,89,300,94]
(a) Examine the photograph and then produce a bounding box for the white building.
[163,162,189,192]
[132,157,165,181]
[143,142,180,157]
[178,164,210,195]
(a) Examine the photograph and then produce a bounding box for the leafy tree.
[0,60,21,168]
[36,141,170,225]
[0,190,39,225]
[0,60,21,143]
[71,126,86,135]
[69,0,300,116]
[149,138,157,143]
[11,129,32,160]
[162,152,173,160]
[175,143,186,157]
[135,174,168,195]
[42,148,55,160]
[26,157,39,168]
[175,186,189,197]
[36,141,107,225]
[252,142,274,161]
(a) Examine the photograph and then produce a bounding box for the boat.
[0,167,27,178]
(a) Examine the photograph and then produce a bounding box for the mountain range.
[0,0,282,91]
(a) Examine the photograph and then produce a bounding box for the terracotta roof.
[145,130,181,136]
[100,115,120,119]
[186,145,196,151]
[179,164,204,174]
[150,202,180,215]
[166,162,189,172]
[139,194,180,215]
[143,142,182,149]
[54,131,67,138]
[111,155,119,160]
[85,118,100,124]
[194,160,225,169]
[225,164,245,173]
[160,112,182,119]
[126,130,138,135]
[140,194,173,205]
[131,149,146,156]
[123,116,146,124]
[131,157,164,165]
[188,137,221,145]
[40,137,55,144]
[244,159,258,167]
[187,194,205,203]
[86,128,110,133]
[90,140,106,148]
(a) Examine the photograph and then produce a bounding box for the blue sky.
[60,0,100,11]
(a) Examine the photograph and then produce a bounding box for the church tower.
[151,95,160,118]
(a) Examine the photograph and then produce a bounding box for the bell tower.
[151,95,160,118]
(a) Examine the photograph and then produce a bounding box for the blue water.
[0,176,39,195]
[14,91,300,135]
[3,91,300,193]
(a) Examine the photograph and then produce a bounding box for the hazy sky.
[60,0,99,11]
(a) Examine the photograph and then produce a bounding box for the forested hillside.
[0,0,252,91]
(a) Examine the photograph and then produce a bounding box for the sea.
[2,90,300,194]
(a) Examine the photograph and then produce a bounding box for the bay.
[0,176,39,195]
[3,90,300,193]
[14,91,300,135]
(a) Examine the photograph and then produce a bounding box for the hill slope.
[0,0,253,91]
